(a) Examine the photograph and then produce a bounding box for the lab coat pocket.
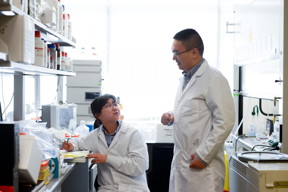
[118,184,145,192]
[186,165,207,184]
[179,152,206,182]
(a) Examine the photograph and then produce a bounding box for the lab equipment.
[18,134,43,184]
[237,151,288,162]
[67,59,102,123]
[229,155,288,192]
[155,123,173,143]
[41,104,77,129]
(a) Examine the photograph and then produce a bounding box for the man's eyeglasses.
[173,48,193,56]
[103,103,120,109]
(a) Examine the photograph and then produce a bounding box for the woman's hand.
[62,141,74,152]
[86,153,107,164]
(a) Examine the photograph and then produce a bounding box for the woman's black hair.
[90,94,117,129]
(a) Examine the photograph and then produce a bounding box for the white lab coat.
[169,60,235,192]
[71,121,150,192]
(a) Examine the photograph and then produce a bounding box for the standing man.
[161,28,235,192]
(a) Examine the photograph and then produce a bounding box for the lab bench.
[48,161,89,192]
[20,160,96,192]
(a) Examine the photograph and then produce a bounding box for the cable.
[0,72,5,118]
[2,92,14,116]
[263,147,274,151]
[233,118,243,137]
[251,144,271,151]
[232,97,252,138]
[234,135,248,152]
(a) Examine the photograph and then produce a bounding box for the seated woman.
[62,94,150,192]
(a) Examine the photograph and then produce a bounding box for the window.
[62,0,219,122]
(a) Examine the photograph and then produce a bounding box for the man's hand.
[189,153,207,169]
[161,112,174,125]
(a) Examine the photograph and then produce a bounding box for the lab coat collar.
[101,120,121,136]
[193,58,207,77]
[180,59,208,94]
[182,58,205,77]
[98,121,129,149]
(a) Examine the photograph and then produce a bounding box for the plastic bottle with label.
[61,51,66,70]
[75,120,89,138]
[48,44,57,69]
[41,38,47,68]
[62,5,69,38]
[67,13,72,40]
[46,45,50,68]
[54,43,62,70]
[34,31,44,67]
[65,52,72,71]
[57,0,64,36]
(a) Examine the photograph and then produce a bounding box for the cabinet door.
[61,161,89,192]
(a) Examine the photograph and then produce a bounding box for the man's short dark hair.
[173,28,204,56]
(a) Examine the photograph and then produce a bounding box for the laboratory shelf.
[0,3,23,15]
[0,3,76,47]
[0,61,75,76]
[34,19,76,47]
